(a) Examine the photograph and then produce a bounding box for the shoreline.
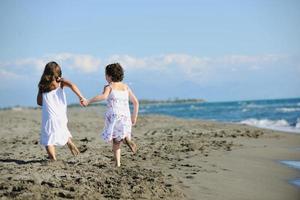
[0,107,300,199]
[0,98,300,134]
[280,160,300,187]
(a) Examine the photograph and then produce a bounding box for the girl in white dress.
[37,61,85,161]
[83,63,139,167]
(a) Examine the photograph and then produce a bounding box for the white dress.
[40,86,71,146]
[102,86,132,142]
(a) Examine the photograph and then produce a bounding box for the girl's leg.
[67,137,80,156]
[46,145,56,161]
[113,139,122,167]
[124,136,137,154]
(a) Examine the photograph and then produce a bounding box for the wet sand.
[0,106,299,199]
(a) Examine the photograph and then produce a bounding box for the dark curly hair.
[38,61,62,93]
[105,63,124,82]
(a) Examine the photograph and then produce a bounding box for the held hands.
[79,97,89,107]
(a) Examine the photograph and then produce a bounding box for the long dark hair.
[38,61,62,93]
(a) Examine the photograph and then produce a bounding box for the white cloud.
[0,69,24,79]
[214,54,289,67]
[62,53,101,73]
[106,53,286,70]
[0,53,295,83]
[0,53,102,74]
[107,55,147,69]
[104,53,291,82]
[107,54,210,72]
[47,53,102,73]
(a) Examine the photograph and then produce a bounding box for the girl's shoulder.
[109,82,129,91]
[103,84,112,94]
[120,82,129,89]
[119,82,130,89]
[43,82,61,93]
[104,84,112,89]
[123,83,131,91]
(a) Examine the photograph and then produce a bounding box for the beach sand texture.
[0,107,299,200]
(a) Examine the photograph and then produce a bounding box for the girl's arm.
[60,78,85,102]
[87,85,111,105]
[37,90,42,106]
[128,86,139,125]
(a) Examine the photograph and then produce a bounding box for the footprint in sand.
[78,145,88,153]
[185,175,194,179]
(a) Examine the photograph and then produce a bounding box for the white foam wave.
[296,118,300,129]
[244,103,263,108]
[189,105,202,110]
[276,107,300,113]
[292,179,300,187]
[240,118,300,133]
[280,161,300,170]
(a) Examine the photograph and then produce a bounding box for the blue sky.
[0,0,300,107]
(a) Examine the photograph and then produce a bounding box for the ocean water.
[280,161,300,187]
[280,161,300,170]
[139,98,300,133]
[139,98,300,187]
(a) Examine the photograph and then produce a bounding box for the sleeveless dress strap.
[106,84,113,91]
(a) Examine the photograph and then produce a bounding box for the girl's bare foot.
[67,141,80,156]
[125,138,137,154]
[46,145,57,161]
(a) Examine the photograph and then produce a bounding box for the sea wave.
[280,161,300,170]
[296,118,300,129]
[244,103,263,108]
[189,105,203,110]
[240,118,300,133]
[276,107,300,113]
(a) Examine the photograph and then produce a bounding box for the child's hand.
[80,98,88,107]
[131,115,137,126]
[82,99,89,107]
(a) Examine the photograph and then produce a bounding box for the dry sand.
[0,106,299,199]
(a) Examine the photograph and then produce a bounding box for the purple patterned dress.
[102,86,132,142]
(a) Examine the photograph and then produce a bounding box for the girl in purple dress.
[84,63,139,167]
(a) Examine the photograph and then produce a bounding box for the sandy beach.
[0,106,299,200]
